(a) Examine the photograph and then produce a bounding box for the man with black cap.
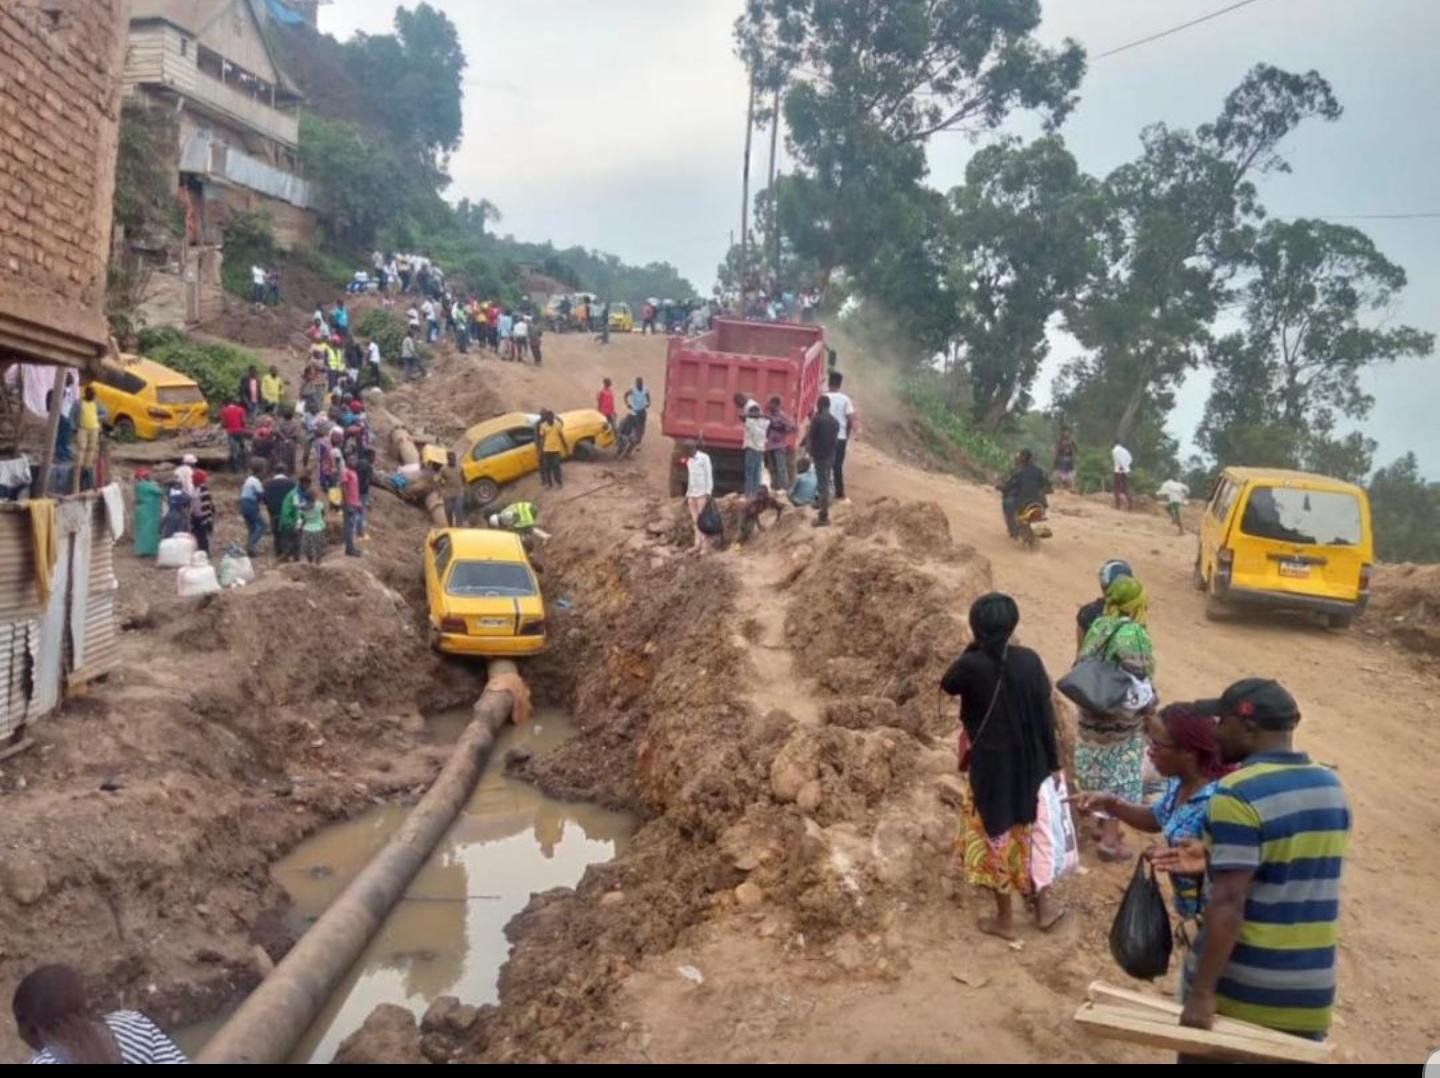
[1154,678,1350,1048]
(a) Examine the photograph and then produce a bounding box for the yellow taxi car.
[608,301,634,334]
[89,353,209,440]
[1195,466,1374,629]
[458,409,616,505]
[424,528,547,656]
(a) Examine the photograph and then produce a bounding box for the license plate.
[478,617,509,628]
[1278,560,1310,579]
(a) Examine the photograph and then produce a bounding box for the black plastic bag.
[1108,860,1173,979]
[697,497,723,536]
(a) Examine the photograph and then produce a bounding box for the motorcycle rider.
[999,449,1049,540]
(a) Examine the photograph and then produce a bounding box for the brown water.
[185,710,634,1063]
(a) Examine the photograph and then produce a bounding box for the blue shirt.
[334,307,349,329]
[1150,776,1218,918]
[626,387,650,413]
[789,469,818,507]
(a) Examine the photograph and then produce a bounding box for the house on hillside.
[123,0,316,322]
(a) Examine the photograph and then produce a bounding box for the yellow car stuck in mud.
[458,409,615,505]
[424,528,547,657]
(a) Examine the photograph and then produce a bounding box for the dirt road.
[465,329,1440,1063]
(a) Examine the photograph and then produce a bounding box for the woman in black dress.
[942,592,1066,938]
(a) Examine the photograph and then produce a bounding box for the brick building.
[0,0,132,371]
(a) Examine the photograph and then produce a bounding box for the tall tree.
[1060,65,1342,443]
[1199,217,1433,477]
[735,0,1085,287]
[947,136,1101,429]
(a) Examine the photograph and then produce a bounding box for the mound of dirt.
[783,497,991,733]
[1363,562,1440,656]
[437,493,1000,1063]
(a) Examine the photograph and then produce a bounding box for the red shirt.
[220,403,247,434]
[340,467,362,508]
[597,387,615,416]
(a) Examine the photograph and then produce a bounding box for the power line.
[1094,0,1266,60]
[1293,212,1440,221]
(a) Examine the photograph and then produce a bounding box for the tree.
[947,136,1101,429]
[1368,453,1440,563]
[456,198,502,236]
[1199,217,1432,476]
[735,0,1085,290]
[1230,218,1431,428]
[1061,66,1342,443]
[342,2,465,166]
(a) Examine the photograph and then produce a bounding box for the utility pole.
[765,86,781,289]
[739,78,756,303]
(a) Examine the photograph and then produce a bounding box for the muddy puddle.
[186,709,635,1063]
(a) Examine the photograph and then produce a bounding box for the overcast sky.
[322,0,1440,477]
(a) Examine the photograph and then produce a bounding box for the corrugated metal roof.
[0,508,41,621]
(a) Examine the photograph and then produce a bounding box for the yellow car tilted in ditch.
[423,528,546,657]
[457,409,615,505]
[89,354,209,440]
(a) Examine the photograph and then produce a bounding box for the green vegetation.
[135,327,260,410]
[268,6,693,310]
[901,378,1011,480]
[219,212,280,300]
[108,99,182,341]
[733,6,1435,555]
[1368,454,1440,563]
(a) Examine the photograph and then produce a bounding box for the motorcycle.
[1015,502,1052,550]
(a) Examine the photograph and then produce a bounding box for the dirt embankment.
[397,492,1008,1064]
[0,351,490,1060]
[1361,562,1440,658]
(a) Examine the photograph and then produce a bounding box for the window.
[446,561,536,598]
[473,433,515,460]
[1239,486,1363,546]
[156,385,204,405]
[433,536,453,579]
[509,426,537,447]
[100,367,146,395]
[1213,479,1239,522]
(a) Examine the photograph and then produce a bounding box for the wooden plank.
[1075,1002,1331,1064]
[1085,981,1317,1048]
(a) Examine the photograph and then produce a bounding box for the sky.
[320,0,1440,477]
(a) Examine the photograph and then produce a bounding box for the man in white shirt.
[365,337,383,388]
[421,298,438,343]
[685,439,714,554]
[1112,442,1134,511]
[1156,478,1189,534]
[250,265,267,304]
[825,370,858,502]
[742,403,770,497]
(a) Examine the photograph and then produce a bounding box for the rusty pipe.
[195,660,523,1064]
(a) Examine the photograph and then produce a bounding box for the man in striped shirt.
[1155,678,1350,1042]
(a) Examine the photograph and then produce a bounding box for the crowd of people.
[680,369,858,549]
[942,560,1350,1054]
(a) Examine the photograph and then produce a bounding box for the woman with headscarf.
[132,468,163,557]
[13,964,186,1063]
[1074,702,1229,924]
[941,593,1065,939]
[1075,574,1157,861]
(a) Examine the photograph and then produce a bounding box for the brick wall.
[0,0,131,365]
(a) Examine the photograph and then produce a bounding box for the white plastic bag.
[177,550,220,598]
[1031,773,1081,890]
[157,532,197,569]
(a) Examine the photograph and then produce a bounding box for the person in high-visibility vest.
[324,338,345,392]
[71,385,106,492]
[489,501,538,531]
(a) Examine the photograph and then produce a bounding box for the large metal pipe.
[196,660,524,1064]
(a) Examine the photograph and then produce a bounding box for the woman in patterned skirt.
[942,593,1065,939]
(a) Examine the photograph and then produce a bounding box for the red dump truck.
[661,318,829,496]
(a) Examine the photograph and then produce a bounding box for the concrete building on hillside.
[123,0,315,322]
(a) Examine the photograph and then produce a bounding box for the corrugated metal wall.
[0,494,120,737]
